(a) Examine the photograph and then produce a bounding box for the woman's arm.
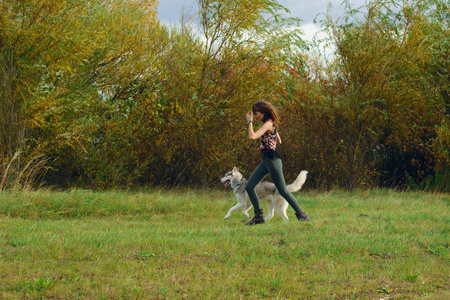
[277,132,282,144]
[246,112,273,140]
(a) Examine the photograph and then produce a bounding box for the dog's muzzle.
[220,176,231,188]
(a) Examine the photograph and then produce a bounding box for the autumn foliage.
[1,0,448,190]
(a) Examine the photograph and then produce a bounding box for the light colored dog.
[220,167,308,221]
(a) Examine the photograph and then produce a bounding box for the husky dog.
[220,167,308,221]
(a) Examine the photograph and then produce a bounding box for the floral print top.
[258,119,277,151]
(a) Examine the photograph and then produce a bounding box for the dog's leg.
[242,203,252,219]
[274,196,289,221]
[265,201,275,221]
[224,203,245,219]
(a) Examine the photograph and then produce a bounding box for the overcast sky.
[157,0,367,40]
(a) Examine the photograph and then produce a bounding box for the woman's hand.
[246,112,253,123]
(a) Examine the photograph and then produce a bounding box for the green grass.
[0,188,449,299]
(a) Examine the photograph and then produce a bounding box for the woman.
[245,101,310,225]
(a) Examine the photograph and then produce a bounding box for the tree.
[294,0,450,189]
[0,0,162,188]
[1,0,97,187]
[152,0,308,187]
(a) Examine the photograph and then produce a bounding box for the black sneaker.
[245,209,265,225]
[295,211,311,221]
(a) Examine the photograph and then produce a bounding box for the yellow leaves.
[130,0,159,25]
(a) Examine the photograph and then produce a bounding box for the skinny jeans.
[245,156,302,214]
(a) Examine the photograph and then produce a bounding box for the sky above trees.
[157,0,367,40]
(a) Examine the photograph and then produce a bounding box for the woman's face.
[254,111,264,122]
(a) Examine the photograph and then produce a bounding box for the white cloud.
[300,22,336,59]
[301,22,324,42]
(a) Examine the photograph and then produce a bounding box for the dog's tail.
[287,170,308,193]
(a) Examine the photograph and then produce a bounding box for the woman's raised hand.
[246,112,253,123]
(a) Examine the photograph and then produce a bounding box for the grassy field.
[0,188,448,299]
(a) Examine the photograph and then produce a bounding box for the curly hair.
[252,101,280,128]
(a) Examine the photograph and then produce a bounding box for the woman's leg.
[245,162,269,211]
[266,158,303,213]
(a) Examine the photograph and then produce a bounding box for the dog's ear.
[233,167,239,172]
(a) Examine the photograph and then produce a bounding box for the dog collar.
[232,180,246,193]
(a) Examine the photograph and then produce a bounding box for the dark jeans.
[245,157,302,214]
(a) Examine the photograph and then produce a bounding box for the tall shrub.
[282,0,450,190]
[0,0,161,189]
[146,0,308,187]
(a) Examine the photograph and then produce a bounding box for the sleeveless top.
[258,119,277,151]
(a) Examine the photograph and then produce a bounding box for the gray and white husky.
[220,167,308,221]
